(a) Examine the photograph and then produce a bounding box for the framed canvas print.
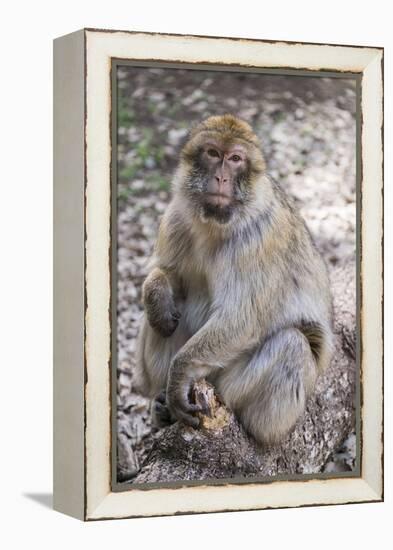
[53,28,383,521]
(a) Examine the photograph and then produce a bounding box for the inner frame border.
[109,59,363,494]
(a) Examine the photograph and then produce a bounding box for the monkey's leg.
[134,315,190,398]
[219,328,317,446]
[143,267,181,338]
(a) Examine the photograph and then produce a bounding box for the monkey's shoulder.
[156,204,194,261]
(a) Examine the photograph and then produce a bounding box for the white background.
[1,1,391,548]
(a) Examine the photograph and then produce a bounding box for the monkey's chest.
[179,271,212,336]
[176,235,219,335]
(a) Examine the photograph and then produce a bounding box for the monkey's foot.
[151,391,176,428]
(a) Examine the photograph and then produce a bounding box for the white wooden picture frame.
[53,28,383,521]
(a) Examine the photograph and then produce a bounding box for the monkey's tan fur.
[135,114,333,445]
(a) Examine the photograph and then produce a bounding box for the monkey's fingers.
[172,309,181,321]
[185,402,205,414]
[150,311,180,338]
[175,408,200,429]
[169,395,203,428]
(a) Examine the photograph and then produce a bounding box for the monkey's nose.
[215,176,228,184]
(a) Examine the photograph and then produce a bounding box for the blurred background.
[116,66,357,481]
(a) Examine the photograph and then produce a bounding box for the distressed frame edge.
[87,479,381,521]
[53,29,86,521]
[358,48,384,500]
[83,26,384,53]
[80,29,383,521]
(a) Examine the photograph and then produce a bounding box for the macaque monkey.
[134,114,333,445]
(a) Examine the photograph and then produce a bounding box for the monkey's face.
[180,115,266,225]
[201,142,250,222]
[184,140,258,224]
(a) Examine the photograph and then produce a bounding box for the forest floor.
[115,68,357,481]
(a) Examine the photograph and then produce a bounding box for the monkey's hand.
[146,298,181,338]
[143,268,181,338]
[166,362,209,428]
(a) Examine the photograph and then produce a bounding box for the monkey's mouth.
[201,201,233,224]
[205,192,232,207]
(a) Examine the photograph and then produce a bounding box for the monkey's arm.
[167,306,258,427]
[142,267,181,338]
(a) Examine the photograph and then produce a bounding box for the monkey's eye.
[207,148,220,158]
[230,154,242,162]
